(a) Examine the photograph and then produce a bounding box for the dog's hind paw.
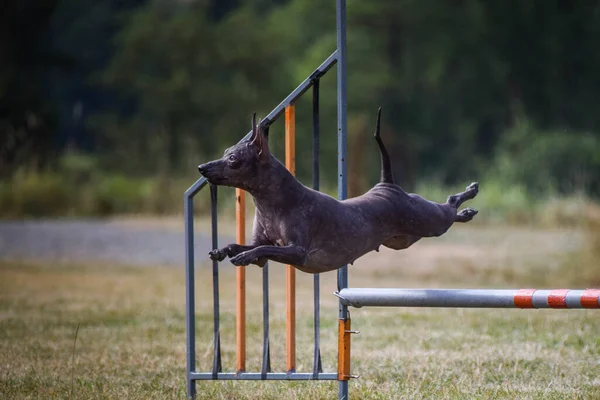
[455,207,478,222]
[466,182,479,194]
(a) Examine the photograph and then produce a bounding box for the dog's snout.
[198,163,208,175]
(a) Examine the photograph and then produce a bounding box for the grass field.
[1,223,600,399]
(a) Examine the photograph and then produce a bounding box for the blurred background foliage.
[1,0,600,221]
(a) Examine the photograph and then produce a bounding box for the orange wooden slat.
[337,318,351,380]
[236,188,246,372]
[285,105,296,372]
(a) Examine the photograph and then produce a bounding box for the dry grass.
[1,224,600,399]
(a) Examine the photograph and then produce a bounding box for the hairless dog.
[198,109,479,274]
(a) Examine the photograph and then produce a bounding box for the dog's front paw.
[209,248,227,262]
[230,251,257,266]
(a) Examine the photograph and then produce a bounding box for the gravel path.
[0,220,233,267]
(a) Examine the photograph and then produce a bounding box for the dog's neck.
[247,155,307,213]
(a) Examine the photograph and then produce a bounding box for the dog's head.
[198,113,270,191]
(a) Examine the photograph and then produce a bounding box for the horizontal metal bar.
[336,288,600,309]
[190,372,338,381]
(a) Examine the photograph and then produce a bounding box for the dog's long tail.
[374,107,394,184]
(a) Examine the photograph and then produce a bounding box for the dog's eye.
[228,154,237,162]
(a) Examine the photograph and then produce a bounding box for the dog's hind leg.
[447,182,479,223]
[446,182,479,208]
[374,107,394,184]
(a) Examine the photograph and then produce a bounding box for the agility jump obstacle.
[184,49,339,388]
[183,1,599,398]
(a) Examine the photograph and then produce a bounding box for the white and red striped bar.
[335,288,600,309]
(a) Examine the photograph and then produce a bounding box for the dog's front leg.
[230,244,307,267]
[209,244,259,262]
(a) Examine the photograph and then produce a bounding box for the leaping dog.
[198,108,478,273]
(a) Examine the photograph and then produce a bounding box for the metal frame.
[183,2,347,398]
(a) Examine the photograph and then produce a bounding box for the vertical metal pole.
[261,262,272,378]
[236,188,246,373]
[261,126,272,379]
[210,185,222,378]
[336,0,349,398]
[285,105,297,374]
[312,79,323,378]
[184,194,196,399]
[313,80,321,192]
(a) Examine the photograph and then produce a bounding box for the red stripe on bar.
[581,289,600,309]
[514,289,535,308]
[548,289,569,308]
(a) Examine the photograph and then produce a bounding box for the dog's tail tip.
[374,107,382,139]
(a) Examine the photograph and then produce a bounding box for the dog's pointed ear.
[249,112,257,142]
[252,118,270,162]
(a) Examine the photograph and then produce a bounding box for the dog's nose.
[198,164,207,175]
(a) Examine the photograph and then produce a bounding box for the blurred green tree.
[0,0,64,177]
[3,0,600,201]
[96,0,289,176]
